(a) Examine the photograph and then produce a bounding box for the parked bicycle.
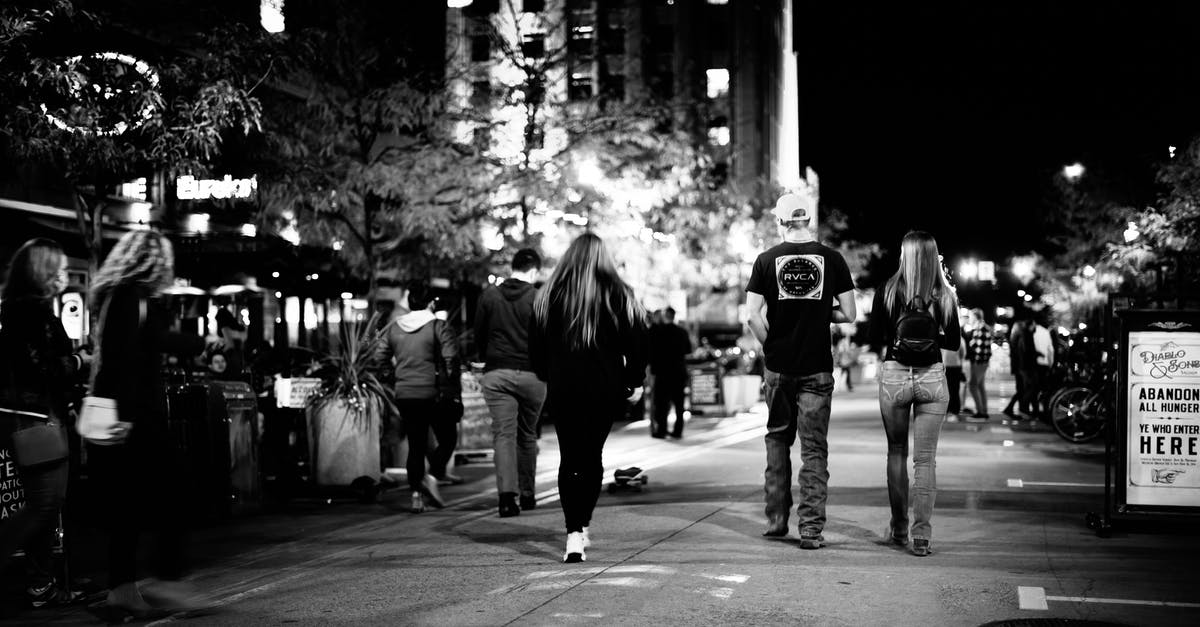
[1045,360,1114,444]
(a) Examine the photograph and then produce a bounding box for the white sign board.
[1126,331,1200,507]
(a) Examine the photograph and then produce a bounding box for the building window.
[707,126,730,146]
[601,75,625,101]
[471,35,491,62]
[473,126,491,152]
[650,71,673,99]
[523,0,545,12]
[569,75,594,101]
[525,76,545,105]
[706,68,729,99]
[470,80,492,108]
[522,33,545,59]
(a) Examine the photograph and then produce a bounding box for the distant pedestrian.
[745,191,856,548]
[834,330,858,391]
[1002,311,1037,418]
[868,230,961,557]
[941,342,966,416]
[475,248,547,518]
[1030,313,1056,418]
[648,307,691,438]
[208,308,247,381]
[85,230,207,620]
[530,233,648,563]
[0,239,88,614]
[380,283,462,513]
[964,308,992,421]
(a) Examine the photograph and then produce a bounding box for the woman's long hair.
[2,238,65,302]
[90,230,175,307]
[882,231,958,327]
[533,233,646,350]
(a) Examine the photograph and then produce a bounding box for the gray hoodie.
[381,310,460,400]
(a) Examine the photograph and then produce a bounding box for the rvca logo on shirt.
[775,254,824,300]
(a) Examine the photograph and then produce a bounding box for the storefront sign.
[1125,327,1200,507]
[688,363,723,407]
[177,175,258,201]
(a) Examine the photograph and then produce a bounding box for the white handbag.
[77,296,142,445]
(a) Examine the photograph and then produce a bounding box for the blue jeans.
[762,368,835,534]
[878,361,949,542]
[483,369,546,498]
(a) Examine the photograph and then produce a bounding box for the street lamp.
[959,259,978,282]
[1123,221,1140,243]
[1063,162,1085,182]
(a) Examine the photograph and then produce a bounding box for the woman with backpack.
[868,231,961,557]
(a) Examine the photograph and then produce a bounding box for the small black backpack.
[892,296,941,366]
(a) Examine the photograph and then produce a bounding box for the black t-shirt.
[746,241,854,375]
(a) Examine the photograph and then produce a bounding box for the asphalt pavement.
[6,375,1200,626]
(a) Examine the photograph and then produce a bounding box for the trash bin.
[208,381,261,515]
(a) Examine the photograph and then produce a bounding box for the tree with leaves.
[0,0,265,271]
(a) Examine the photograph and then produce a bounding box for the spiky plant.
[310,312,396,429]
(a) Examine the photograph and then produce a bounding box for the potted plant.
[307,313,396,488]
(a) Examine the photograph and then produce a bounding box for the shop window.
[522,33,546,59]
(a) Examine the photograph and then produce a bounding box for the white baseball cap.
[771,193,810,223]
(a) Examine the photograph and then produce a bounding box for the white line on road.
[1007,479,1105,488]
[1018,586,1200,610]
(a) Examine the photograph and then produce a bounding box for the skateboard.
[607,466,649,493]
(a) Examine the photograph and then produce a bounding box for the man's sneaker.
[498,492,520,518]
[421,475,445,508]
[965,414,989,423]
[28,581,82,608]
[884,525,908,547]
[581,526,591,549]
[411,491,426,513]
[519,494,537,510]
[798,530,825,549]
[563,532,587,563]
[911,539,931,557]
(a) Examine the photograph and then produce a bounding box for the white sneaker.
[563,532,587,563]
[581,526,591,548]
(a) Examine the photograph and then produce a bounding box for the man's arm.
[833,289,857,323]
[746,291,768,345]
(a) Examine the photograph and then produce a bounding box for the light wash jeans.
[483,369,546,498]
[878,361,949,542]
[762,368,835,535]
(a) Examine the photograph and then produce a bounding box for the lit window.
[707,126,730,146]
[707,0,729,4]
[706,68,729,99]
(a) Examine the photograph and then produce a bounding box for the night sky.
[795,1,1200,265]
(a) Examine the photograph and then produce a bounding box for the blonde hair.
[533,233,646,350]
[90,230,175,306]
[883,231,958,327]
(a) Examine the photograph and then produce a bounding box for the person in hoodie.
[380,282,461,513]
[475,248,547,518]
[530,233,648,563]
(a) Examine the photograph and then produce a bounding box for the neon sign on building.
[176,175,259,201]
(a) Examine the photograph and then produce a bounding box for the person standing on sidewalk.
[1030,313,1056,419]
[530,233,648,563]
[0,239,88,614]
[964,308,993,421]
[868,230,960,557]
[475,248,547,518]
[745,190,856,549]
[381,283,462,512]
[648,307,691,439]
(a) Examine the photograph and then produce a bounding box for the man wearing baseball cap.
[744,180,856,549]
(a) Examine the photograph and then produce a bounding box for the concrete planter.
[308,397,381,487]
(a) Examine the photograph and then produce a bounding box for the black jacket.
[92,285,204,427]
[474,279,537,372]
[648,322,692,379]
[0,297,81,421]
[529,288,648,409]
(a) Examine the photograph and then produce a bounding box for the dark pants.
[945,366,964,414]
[553,400,619,533]
[0,459,68,590]
[395,398,457,489]
[652,374,686,437]
[87,427,187,588]
[762,369,835,534]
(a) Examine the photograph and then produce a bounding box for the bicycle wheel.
[1049,386,1106,443]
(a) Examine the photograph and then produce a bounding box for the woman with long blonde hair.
[530,233,648,563]
[87,230,206,620]
[867,231,960,557]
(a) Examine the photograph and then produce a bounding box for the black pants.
[945,366,964,414]
[652,375,686,436]
[395,398,457,490]
[553,401,619,533]
[87,427,187,588]
[0,458,67,591]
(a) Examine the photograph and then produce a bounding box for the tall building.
[444,0,800,191]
